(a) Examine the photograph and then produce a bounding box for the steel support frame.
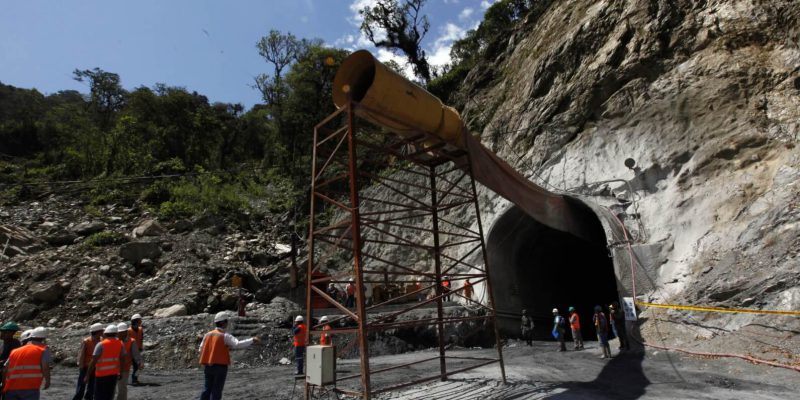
[306,103,506,399]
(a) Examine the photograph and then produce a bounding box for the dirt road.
[40,340,798,399]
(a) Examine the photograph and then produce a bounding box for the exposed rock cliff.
[453,0,798,361]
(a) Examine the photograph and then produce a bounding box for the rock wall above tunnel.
[451,0,799,361]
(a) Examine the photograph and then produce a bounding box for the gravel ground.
[38,338,798,399]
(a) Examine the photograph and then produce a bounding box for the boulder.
[70,221,107,236]
[0,224,41,248]
[43,231,78,246]
[153,304,188,318]
[171,219,193,233]
[119,241,162,265]
[133,219,166,238]
[14,303,38,321]
[28,281,65,304]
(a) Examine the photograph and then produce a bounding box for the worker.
[442,276,451,301]
[292,315,307,375]
[72,323,104,400]
[326,283,339,302]
[127,314,143,385]
[609,302,629,351]
[0,321,22,393]
[318,316,332,346]
[463,279,473,301]
[86,324,126,400]
[520,309,533,346]
[2,327,51,400]
[198,311,260,400]
[593,305,611,359]
[415,278,424,302]
[345,279,355,308]
[552,308,567,352]
[116,323,142,400]
[568,307,584,350]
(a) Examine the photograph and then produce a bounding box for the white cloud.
[480,0,496,10]
[458,7,474,21]
[443,0,460,3]
[375,49,415,78]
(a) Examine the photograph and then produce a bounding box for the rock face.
[445,0,799,359]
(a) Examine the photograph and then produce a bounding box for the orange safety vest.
[80,336,99,368]
[95,338,123,377]
[121,338,136,371]
[570,313,581,330]
[293,323,307,347]
[442,280,450,289]
[346,284,355,296]
[128,326,143,348]
[199,329,230,366]
[3,343,45,393]
[320,325,332,346]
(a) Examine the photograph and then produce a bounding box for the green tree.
[359,0,432,83]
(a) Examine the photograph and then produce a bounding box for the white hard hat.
[117,323,128,332]
[295,315,304,323]
[552,308,559,313]
[214,311,229,323]
[31,327,48,339]
[319,316,329,323]
[90,323,104,333]
[20,330,33,342]
[104,324,118,334]
[349,278,354,282]
[131,314,142,320]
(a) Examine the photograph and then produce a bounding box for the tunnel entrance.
[487,200,619,341]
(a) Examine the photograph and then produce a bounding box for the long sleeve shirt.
[197,329,253,352]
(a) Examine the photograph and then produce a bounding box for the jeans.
[131,361,139,383]
[93,375,117,400]
[199,365,228,400]
[72,367,95,400]
[4,390,40,400]
[295,346,305,375]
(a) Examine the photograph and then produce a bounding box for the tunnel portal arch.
[487,198,621,341]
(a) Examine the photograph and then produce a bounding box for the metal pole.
[305,121,320,400]
[347,103,372,399]
[463,131,507,383]
[429,164,448,381]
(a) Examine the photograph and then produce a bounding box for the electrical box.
[306,345,335,386]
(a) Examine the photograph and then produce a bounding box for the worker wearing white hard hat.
[116,323,142,400]
[197,311,261,399]
[73,323,105,400]
[318,316,333,347]
[553,308,567,352]
[292,315,307,375]
[2,327,52,397]
[86,324,127,400]
[129,313,144,385]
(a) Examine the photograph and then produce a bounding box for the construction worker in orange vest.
[86,325,126,400]
[198,311,260,400]
[0,321,22,394]
[568,307,584,350]
[127,314,143,385]
[72,323,104,400]
[115,323,142,400]
[442,276,451,301]
[318,316,332,347]
[2,327,51,400]
[345,279,356,308]
[292,315,307,375]
[463,279,473,301]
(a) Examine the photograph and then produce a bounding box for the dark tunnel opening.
[487,200,620,341]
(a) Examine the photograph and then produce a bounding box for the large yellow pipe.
[332,50,466,147]
[331,50,597,243]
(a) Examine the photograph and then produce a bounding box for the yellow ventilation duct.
[332,50,466,147]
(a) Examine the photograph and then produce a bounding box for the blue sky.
[0,0,496,109]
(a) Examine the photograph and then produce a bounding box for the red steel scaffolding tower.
[305,102,506,399]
